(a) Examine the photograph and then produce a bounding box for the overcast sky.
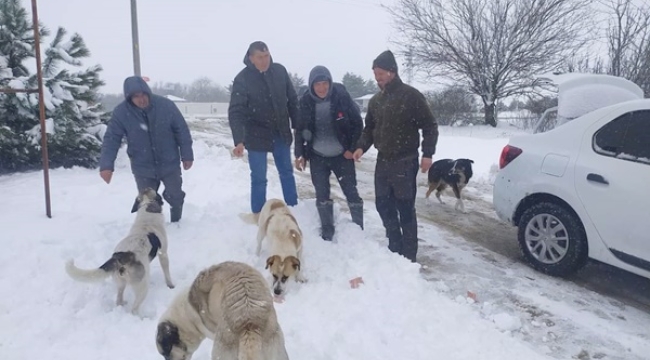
[30,0,412,95]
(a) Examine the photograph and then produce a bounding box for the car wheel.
[517,202,588,277]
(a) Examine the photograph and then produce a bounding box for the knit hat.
[372,50,398,73]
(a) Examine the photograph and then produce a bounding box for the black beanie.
[372,50,398,73]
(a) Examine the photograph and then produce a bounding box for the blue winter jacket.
[99,76,194,178]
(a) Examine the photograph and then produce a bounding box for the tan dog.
[240,199,306,297]
[65,188,174,314]
[155,261,289,360]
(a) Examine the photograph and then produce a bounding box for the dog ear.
[266,255,278,269]
[469,159,474,163]
[285,256,301,271]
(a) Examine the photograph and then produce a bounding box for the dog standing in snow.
[65,187,175,314]
[240,198,306,298]
[155,261,289,360]
[425,158,474,212]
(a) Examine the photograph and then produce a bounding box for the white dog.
[65,187,174,313]
[155,261,289,360]
[241,199,306,297]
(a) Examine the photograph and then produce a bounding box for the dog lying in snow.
[65,187,174,314]
[155,261,289,360]
[425,158,474,212]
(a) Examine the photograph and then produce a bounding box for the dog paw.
[166,282,175,289]
[116,300,128,306]
[296,277,308,283]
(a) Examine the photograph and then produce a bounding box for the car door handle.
[587,173,609,185]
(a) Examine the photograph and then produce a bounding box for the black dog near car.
[425,158,474,212]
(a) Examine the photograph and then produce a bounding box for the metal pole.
[30,0,52,218]
[131,0,141,76]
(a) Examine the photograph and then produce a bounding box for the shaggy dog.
[155,261,289,360]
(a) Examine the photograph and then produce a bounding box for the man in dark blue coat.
[99,76,194,222]
[228,41,299,214]
[294,65,364,240]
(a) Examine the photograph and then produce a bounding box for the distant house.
[165,94,187,102]
[354,94,375,112]
[165,94,229,119]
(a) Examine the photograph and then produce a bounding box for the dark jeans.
[309,153,362,204]
[247,136,298,213]
[134,167,185,209]
[375,157,419,262]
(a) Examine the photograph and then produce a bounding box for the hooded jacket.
[295,66,363,159]
[99,76,194,178]
[228,51,300,152]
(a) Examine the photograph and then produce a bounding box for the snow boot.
[317,200,335,241]
[170,205,183,223]
[348,201,364,230]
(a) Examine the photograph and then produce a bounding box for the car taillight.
[499,145,522,169]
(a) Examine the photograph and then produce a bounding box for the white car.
[493,99,650,279]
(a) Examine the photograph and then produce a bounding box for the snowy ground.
[1,119,649,360]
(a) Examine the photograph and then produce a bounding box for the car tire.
[517,202,588,277]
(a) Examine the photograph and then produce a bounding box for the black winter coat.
[295,83,363,159]
[228,54,300,152]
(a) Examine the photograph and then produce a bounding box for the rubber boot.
[317,200,335,241]
[348,201,364,230]
[170,205,183,223]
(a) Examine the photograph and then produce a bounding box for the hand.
[420,157,432,173]
[352,148,364,162]
[294,157,306,171]
[100,170,113,184]
[343,150,354,160]
[183,160,193,170]
[232,143,245,157]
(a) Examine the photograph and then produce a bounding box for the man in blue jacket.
[99,76,194,222]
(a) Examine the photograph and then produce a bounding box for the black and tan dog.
[425,158,474,212]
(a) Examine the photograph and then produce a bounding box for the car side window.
[593,110,650,165]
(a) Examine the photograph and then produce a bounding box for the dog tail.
[238,329,263,360]
[238,212,259,225]
[65,252,135,283]
[65,258,113,282]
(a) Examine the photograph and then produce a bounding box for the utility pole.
[130,0,141,76]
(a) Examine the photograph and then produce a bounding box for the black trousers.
[134,167,185,209]
[309,153,362,204]
[375,157,419,262]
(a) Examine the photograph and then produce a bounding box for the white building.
[166,95,229,119]
[354,94,375,112]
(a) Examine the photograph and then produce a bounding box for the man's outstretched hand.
[100,170,113,184]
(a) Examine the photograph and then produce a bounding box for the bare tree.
[603,0,650,95]
[387,0,593,126]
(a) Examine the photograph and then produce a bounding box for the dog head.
[450,158,474,181]
[265,255,300,296]
[156,321,190,360]
[135,187,164,214]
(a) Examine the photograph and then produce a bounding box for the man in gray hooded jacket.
[99,76,194,222]
[294,65,364,240]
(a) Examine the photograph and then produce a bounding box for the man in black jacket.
[354,50,439,262]
[294,65,364,240]
[228,41,300,214]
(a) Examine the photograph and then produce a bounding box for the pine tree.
[0,0,106,173]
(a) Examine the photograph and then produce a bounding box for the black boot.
[386,226,403,254]
[170,205,183,223]
[348,201,364,230]
[316,200,335,241]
